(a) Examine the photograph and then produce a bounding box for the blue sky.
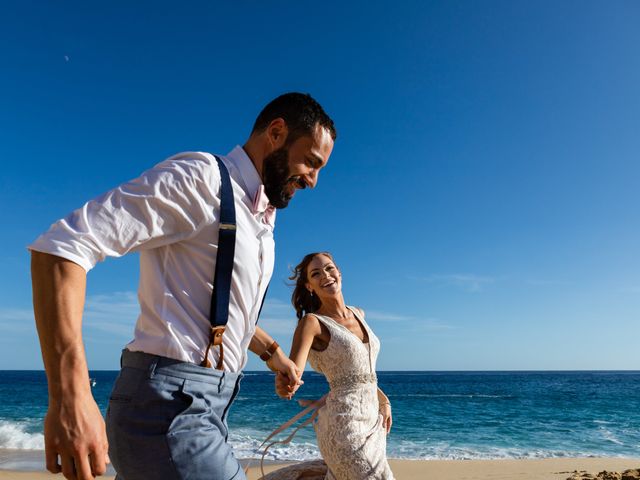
[1,1,638,370]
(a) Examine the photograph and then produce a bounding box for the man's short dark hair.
[251,92,337,144]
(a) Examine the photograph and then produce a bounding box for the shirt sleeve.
[28,152,221,272]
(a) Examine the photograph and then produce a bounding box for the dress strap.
[347,306,371,333]
[347,305,365,323]
[308,313,338,331]
[248,395,327,478]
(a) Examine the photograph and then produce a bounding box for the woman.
[262,252,394,480]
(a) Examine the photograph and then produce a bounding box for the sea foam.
[0,421,44,450]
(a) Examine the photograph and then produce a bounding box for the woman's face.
[305,254,341,299]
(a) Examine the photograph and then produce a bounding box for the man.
[30,92,336,480]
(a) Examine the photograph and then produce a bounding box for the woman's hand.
[379,403,392,434]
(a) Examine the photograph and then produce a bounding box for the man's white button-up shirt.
[28,146,275,372]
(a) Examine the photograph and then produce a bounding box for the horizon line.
[2,369,639,373]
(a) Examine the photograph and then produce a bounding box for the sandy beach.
[0,457,638,480]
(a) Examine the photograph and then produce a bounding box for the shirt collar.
[226,145,262,201]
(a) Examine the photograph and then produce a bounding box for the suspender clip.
[201,326,226,370]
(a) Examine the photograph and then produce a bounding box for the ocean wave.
[0,421,632,462]
[229,433,320,462]
[0,421,44,450]
[230,435,633,462]
[229,430,635,462]
[385,441,629,461]
[599,427,624,446]
[390,394,514,399]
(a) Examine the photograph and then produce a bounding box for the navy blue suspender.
[201,155,269,369]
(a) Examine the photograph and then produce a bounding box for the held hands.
[45,393,109,479]
[379,402,392,434]
[275,371,300,399]
[267,348,303,399]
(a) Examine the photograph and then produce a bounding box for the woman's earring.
[308,290,314,297]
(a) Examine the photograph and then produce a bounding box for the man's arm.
[31,251,109,479]
[249,326,303,395]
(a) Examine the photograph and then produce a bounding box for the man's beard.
[263,146,300,209]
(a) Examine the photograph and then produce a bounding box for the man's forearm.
[249,326,276,356]
[31,251,91,401]
[31,251,110,478]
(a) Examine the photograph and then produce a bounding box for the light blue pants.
[106,350,245,480]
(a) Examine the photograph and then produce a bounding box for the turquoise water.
[1,370,639,466]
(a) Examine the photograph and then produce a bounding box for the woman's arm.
[377,387,393,434]
[377,387,390,405]
[289,315,322,372]
[275,314,321,399]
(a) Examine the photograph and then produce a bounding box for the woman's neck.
[317,295,350,319]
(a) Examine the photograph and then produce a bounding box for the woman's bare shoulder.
[296,313,322,334]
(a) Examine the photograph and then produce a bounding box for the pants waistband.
[120,349,243,390]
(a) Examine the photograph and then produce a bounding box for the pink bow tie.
[253,185,276,228]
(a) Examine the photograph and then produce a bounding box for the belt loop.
[233,375,241,397]
[218,372,225,393]
[148,356,159,379]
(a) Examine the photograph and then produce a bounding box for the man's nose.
[304,169,319,189]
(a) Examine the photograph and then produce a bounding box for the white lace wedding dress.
[260,307,394,480]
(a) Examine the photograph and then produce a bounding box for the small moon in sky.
[64,55,70,62]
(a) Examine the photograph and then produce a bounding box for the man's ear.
[266,118,289,150]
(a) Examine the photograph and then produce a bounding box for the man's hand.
[274,371,301,399]
[45,393,109,479]
[267,348,303,399]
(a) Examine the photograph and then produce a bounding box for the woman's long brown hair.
[290,252,335,320]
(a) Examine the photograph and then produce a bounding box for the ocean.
[1,370,639,471]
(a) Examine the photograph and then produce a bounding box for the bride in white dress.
[264,252,395,480]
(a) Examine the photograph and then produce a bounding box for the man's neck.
[242,139,265,178]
